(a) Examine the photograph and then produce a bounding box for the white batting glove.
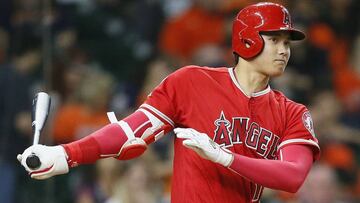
[17,145,69,180]
[174,128,233,167]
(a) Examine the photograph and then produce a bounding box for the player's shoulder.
[174,65,229,76]
[167,65,229,84]
[272,89,308,112]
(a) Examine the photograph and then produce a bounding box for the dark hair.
[233,53,240,65]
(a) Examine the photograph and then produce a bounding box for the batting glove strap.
[216,147,234,167]
[17,145,69,180]
[174,128,234,167]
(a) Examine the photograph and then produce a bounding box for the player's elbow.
[285,183,302,193]
[281,159,312,193]
[283,174,306,193]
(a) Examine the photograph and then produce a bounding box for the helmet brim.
[260,29,306,41]
[287,29,306,40]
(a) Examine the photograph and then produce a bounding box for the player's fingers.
[31,173,50,180]
[17,154,22,162]
[175,128,202,139]
[31,171,55,180]
[30,164,55,179]
[176,132,193,139]
[189,128,201,134]
[183,140,208,160]
[174,128,191,135]
[183,139,200,148]
[175,129,194,139]
[187,129,208,139]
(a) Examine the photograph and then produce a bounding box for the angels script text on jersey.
[214,111,280,160]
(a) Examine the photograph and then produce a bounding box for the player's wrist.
[62,143,81,168]
[216,148,234,167]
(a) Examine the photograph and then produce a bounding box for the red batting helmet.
[232,2,305,59]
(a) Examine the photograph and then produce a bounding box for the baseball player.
[18,2,320,202]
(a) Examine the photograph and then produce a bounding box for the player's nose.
[277,44,289,57]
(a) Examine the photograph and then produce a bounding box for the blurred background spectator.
[1,0,360,202]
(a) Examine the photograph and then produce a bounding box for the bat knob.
[26,153,41,170]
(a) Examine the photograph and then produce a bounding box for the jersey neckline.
[228,68,271,98]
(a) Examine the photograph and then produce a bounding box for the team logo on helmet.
[302,111,316,138]
[282,8,291,26]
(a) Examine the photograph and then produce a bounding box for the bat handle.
[33,130,40,145]
[26,153,41,170]
[27,130,41,169]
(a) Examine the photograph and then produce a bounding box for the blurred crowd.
[0,0,360,203]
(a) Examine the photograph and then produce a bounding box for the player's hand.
[17,145,69,180]
[174,128,233,167]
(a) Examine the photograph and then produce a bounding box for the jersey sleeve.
[279,103,320,160]
[139,67,190,128]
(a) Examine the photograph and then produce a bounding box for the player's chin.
[272,71,285,77]
[269,66,285,77]
[268,69,284,77]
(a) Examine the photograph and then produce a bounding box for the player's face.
[252,32,291,77]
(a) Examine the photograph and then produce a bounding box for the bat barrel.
[32,92,51,133]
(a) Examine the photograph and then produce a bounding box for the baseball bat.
[26,92,51,170]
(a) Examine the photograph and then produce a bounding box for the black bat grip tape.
[26,153,41,169]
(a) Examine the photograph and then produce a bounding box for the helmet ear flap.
[235,27,264,59]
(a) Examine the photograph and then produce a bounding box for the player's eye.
[269,37,277,43]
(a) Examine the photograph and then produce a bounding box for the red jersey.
[140,66,320,203]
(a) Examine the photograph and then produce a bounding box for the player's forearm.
[63,110,172,167]
[62,123,127,167]
[228,145,313,193]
